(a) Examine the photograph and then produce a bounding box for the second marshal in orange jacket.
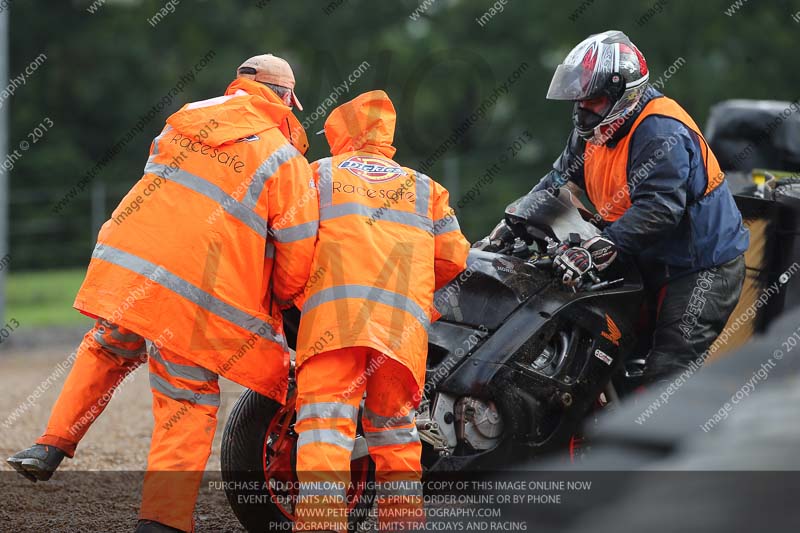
[295,90,470,393]
[74,78,319,402]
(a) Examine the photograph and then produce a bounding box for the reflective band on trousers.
[298,481,348,499]
[149,373,220,407]
[321,202,431,231]
[92,244,285,344]
[303,284,429,330]
[93,329,146,359]
[110,327,144,344]
[98,320,145,344]
[364,425,420,447]
[242,144,300,210]
[296,428,355,451]
[271,219,319,243]
[149,344,218,383]
[296,402,359,423]
[297,481,347,504]
[145,161,267,238]
[363,406,414,428]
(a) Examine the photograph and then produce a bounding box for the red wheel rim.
[569,435,582,464]
[261,395,371,521]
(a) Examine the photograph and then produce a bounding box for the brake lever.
[584,277,624,292]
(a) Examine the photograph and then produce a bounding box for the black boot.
[134,520,186,532]
[6,444,66,482]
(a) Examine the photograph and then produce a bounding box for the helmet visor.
[547,63,596,101]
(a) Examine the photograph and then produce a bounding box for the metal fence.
[9,182,127,271]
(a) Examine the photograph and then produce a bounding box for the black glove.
[553,235,617,287]
[582,235,618,271]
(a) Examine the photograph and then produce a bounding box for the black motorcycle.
[220,188,646,532]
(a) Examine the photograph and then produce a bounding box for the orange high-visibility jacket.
[584,96,724,222]
[295,91,469,392]
[74,78,319,402]
[259,85,310,157]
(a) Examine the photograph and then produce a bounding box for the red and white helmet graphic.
[547,30,649,144]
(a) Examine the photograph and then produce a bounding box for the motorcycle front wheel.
[220,386,375,532]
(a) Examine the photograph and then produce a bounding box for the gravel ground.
[0,344,248,532]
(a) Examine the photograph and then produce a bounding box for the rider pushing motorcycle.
[478,30,749,384]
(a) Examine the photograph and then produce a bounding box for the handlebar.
[526,242,623,293]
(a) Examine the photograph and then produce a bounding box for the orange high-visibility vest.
[74,78,319,402]
[584,96,724,222]
[295,91,469,392]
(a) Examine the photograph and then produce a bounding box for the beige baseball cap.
[236,54,303,111]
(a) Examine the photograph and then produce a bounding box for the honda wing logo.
[600,314,621,346]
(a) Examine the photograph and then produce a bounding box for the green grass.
[6,269,93,327]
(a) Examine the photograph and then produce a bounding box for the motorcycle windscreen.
[505,188,600,242]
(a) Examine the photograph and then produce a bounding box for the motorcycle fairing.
[434,250,553,329]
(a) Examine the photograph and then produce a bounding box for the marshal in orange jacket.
[295,90,469,393]
[73,77,319,402]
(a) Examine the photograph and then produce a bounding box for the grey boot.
[6,444,66,482]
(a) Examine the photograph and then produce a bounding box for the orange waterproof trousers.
[37,320,148,455]
[294,347,423,533]
[37,319,220,532]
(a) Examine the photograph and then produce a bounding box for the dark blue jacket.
[534,86,749,283]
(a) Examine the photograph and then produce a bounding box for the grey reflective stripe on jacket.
[303,284,429,330]
[271,220,319,243]
[145,142,300,238]
[432,215,460,236]
[317,157,334,208]
[320,202,431,231]
[149,373,220,407]
[150,126,172,156]
[414,171,431,217]
[242,144,300,210]
[92,244,285,345]
[316,157,433,230]
[296,402,359,424]
[145,161,267,237]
